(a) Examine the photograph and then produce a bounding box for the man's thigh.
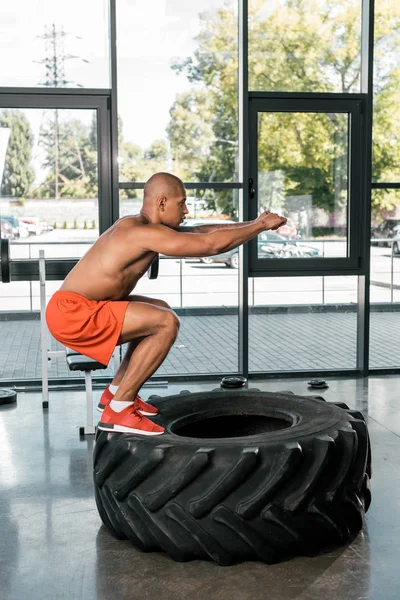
[125,295,170,309]
[117,299,178,345]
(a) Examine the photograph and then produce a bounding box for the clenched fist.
[257,211,287,231]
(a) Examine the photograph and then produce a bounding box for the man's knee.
[163,309,180,336]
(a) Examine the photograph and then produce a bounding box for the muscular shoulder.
[104,219,171,255]
[111,219,167,238]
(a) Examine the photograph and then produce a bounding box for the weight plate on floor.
[308,379,329,389]
[220,375,247,389]
[0,389,17,406]
[1,238,10,283]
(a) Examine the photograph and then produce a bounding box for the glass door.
[0,94,111,383]
[0,94,112,287]
[248,96,366,275]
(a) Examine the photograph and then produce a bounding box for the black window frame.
[0,90,113,281]
[247,93,367,277]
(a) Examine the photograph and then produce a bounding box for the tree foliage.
[0,110,35,198]
[34,111,98,199]
[118,135,171,199]
[166,0,400,219]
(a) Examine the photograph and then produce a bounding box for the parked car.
[19,217,45,236]
[390,229,400,255]
[0,217,14,240]
[200,231,320,268]
[371,219,400,247]
[1,215,29,238]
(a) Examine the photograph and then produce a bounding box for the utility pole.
[36,24,87,199]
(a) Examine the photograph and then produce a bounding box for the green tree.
[118,135,171,197]
[35,112,98,199]
[167,0,400,218]
[170,7,238,213]
[167,90,215,180]
[0,110,35,197]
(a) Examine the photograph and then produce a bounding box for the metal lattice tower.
[36,23,83,88]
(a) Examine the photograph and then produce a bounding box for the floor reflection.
[0,378,399,599]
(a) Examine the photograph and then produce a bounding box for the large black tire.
[93,390,371,565]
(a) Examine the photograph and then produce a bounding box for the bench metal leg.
[79,370,96,436]
[39,251,49,409]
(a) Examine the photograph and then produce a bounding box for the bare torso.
[60,215,157,300]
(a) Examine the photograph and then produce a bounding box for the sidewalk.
[0,310,398,382]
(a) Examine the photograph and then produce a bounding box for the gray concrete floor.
[0,376,399,600]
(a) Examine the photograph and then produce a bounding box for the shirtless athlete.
[46,172,286,436]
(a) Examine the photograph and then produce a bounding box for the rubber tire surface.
[93,390,371,565]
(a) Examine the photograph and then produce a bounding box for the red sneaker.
[133,396,158,417]
[97,386,113,412]
[98,404,164,435]
[97,386,158,417]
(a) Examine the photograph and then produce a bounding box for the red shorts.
[46,291,129,366]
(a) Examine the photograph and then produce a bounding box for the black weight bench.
[66,348,107,436]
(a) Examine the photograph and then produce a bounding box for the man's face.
[161,186,189,227]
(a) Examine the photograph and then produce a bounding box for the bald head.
[144,172,184,202]
[141,172,188,228]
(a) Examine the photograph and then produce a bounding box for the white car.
[19,217,43,236]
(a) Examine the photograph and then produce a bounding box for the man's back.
[61,215,157,301]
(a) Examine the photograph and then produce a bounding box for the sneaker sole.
[97,405,158,417]
[97,422,164,435]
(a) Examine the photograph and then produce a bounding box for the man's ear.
[158,196,167,211]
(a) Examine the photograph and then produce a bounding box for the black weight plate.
[221,375,247,389]
[0,389,17,406]
[1,238,10,283]
[308,379,329,389]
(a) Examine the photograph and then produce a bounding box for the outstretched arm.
[180,221,254,234]
[136,212,287,258]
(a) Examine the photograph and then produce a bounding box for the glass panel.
[372,0,400,182]
[0,1,109,88]
[249,276,358,372]
[248,0,362,93]
[257,111,349,258]
[0,108,99,262]
[0,279,114,381]
[116,0,239,183]
[120,187,239,222]
[119,186,239,376]
[370,189,400,368]
[137,256,239,375]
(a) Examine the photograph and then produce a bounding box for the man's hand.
[257,211,287,231]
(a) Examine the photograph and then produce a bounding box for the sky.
[0,0,233,150]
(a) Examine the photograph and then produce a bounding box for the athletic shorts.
[46,290,129,366]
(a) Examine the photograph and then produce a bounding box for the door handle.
[248,177,255,199]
